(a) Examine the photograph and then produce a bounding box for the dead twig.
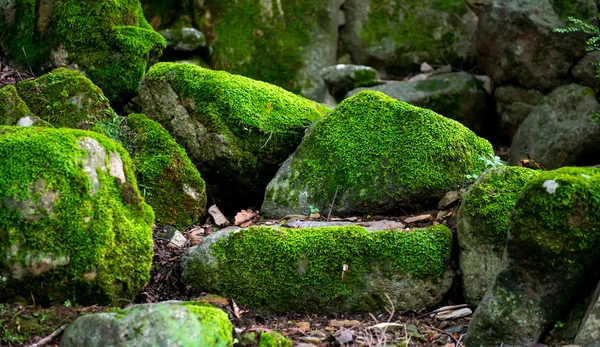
[21,47,35,77]
[327,187,339,222]
[384,293,395,323]
[424,324,462,346]
[28,324,68,347]
[416,304,469,318]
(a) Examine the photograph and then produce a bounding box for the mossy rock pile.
[181,225,454,314]
[126,113,207,228]
[61,301,234,346]
[0,126,154,305]
[457,166,540,305]
[0,0,166,103]
[137,62,328,209]
[261,90,494,218]
[466,167,600,346]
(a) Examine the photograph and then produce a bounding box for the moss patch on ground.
[0,0,165,103]
[182,224,452,313]
[0,126,154,305]
[126,113,207,228]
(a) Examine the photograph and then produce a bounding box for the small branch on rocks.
[327,187,339,222]
[28,324,68,347]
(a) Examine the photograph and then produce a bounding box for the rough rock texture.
[159,27,206,52]
[126,113,207,229]
[465,167,600,346]
[137,63,328,210]
[575,282,600,346]
[195,0,339,101]
[261,91,493,218]
[321,64,380,102]
[347,72,490,134]
[572,51,600,94]
[495,85,544,142]
[61,301,233,346]
[457,166,540,306]
[0,126,154,305]
[0,85,32,125]
[0,0,166,103]
[509,84,600,169]
[340,0,477,77]
[181,225,454,313]
[477,0,597,92]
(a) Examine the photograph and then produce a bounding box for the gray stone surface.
[495,85,544,141]
[575,282,600,346]
[477,0,596,91]
[572,51,600,94]
[159,27,206,52]
[509,84,600,169]
[321,64,380,102]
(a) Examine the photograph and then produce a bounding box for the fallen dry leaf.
[234,209,258,226]
[209,205,229,227]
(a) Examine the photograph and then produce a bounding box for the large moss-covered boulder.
[126,113,206,228]
[261,91,493,218]
[340,0,477,76]
[465,167,600,346]
[0,0,166,103]
[181,225,454,313]
[0,126,154,305]
[509,84,600,169]
[347,72,490,135]
[61,301,233,346]
[195,0,338,101]
[0,85,33,125]
[457,166,540,306]
[137,62,328,209]
[477,0,596,92]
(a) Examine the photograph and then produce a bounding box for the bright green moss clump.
[262,90,493,217]
[182,224,452,313]
[0,126,154,305]
[126,113,207,228]
[0,0,165,103]
[140,62,329,208]
[258,332,293,347]
[0,85,32,125]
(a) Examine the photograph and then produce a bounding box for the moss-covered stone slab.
[61,301,233,346]
[347,72,490,135]
[0,126,154,305]
[457,166,540,306]
[0,85,33,125]
[195,0,338,101]
[261,90,493,218]
[137,62,329,209]
[465,167,600,346]
[126,113,207,228]
[0,0,166,103]
[477,0,596,92]
[509,84,600,169]
[340,0,477,77]
[181,224,454,314]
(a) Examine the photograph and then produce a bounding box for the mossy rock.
[181,224,454,314]
[261,90,494,218]
[0,85,33,125]
[61,301,233,346]
[321,64,381,102]
[465,167,600,346]
[137,62,329,210]
[0,126,154,305]
[457,166,540,306]
[195,0,338,101]
[258,331,293,347]
[340,0,477,77]
[0,0,166,103]
[126,113,207,228]
[347,72,490,135]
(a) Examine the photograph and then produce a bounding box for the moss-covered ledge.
[181,224,454,313]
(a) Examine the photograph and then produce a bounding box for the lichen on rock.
[181,224,454,313]
[0,126,154,305]
[261,90,493,218]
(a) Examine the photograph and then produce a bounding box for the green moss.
[198,0,330,93]
[181,302,234,346]
[126,113,207,228]
[509,167,600,268]
[460,166,541,247]
[184,224,452,312]
[551,0,597,22]
[14,68,114,128]
[0,85,33,125]
[1,0,165,103]
[144,62,328,206]
[0,126,154,305]
[265,90,493,215]
[353,68,378,88]
[258,331,293,347]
